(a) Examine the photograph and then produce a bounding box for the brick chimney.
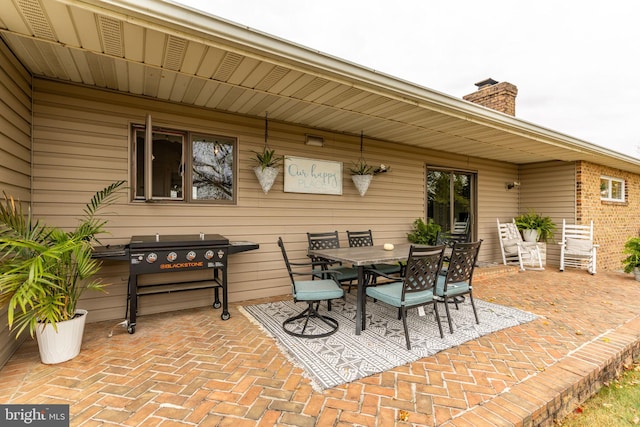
[463,78,518,116]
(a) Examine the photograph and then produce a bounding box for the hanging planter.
[254,165,279,194]
[352,174,373,197]
[348,131,390,197]
[252,113,282,194]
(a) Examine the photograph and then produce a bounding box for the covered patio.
[2,267,639,426]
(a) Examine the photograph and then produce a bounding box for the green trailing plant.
[407,218,441,245]
[514,209,556,243]
[621,237,640,274]
[349,159,375,175]
[253,146,282,170]
[0,180,125,338]
[349,160,390,176]
[253,113,282,171]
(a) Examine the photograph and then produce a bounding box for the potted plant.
[0,180,125,364]
[622,237,640,280]
[514,210,556,243]
[253,146,282,194]
[252,113,282,194]
[349,160,390,197]
[407,218,441,245]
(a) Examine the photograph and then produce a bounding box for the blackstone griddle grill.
[93,234,258,334]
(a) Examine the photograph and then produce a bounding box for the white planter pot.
[634,267,640,281]
[352,174,373,197]
[253,166,279,194]
[35,309,87,364]
[522,229,538,242]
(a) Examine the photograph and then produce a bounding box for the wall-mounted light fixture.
[305,134,324,147]
[506,181,520,190]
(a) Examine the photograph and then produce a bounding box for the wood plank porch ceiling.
[2,0,639,172]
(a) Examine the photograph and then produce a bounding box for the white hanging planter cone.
[35,309,87,364]
[254,166,279,194]
[352,174,373,197]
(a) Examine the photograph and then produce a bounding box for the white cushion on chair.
[502,238,520,253]
[566,238,593,253]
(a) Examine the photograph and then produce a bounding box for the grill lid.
[129,234,229,249]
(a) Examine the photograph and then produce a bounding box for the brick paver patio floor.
[1,268,639,426]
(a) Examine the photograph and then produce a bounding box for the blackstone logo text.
[1,405,69,426]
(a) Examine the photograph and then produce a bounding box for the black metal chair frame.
[437,240,482,334]
[364,245,447,350]
[307,231,359,293]
[346,229,403,287]
[278,237,344,338]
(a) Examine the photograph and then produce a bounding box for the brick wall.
[576,161,640,270]
[463,81,518,116]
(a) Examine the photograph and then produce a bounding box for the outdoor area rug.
[240,294,538,390]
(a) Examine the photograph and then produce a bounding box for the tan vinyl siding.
[0,40,32,368]
[519,161,577,266]
[30,78,523,324]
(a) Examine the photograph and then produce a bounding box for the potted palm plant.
[514,210,556,243]
[622,237,640,280]
[0,180,125,364]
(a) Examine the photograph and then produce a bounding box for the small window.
[191,134,235,201]
[600,176,625,202]
[132,124,236,204]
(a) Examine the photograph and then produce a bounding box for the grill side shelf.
[229,241,260,254]
[92,244,130,261]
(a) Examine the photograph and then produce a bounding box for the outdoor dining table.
[308,243,421,335]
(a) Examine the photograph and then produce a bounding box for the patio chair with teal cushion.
[436,240,482,334]
[346,229,402,281]
[278,237,345,338]
[307,231,359,292]
[364,245,446,350]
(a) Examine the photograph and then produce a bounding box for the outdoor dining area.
[0,218,638,426]
[277,230,482,348]
[2,258,639,426]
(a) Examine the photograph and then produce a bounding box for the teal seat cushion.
[371,263,402,275]
[366,282,435,307]
[293,280,344,301]
[436,276,470,297]
[334,266,358,281]
[315,266,358,282]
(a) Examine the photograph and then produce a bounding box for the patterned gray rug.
[241,294,538,390]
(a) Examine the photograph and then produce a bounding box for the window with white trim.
[600,176,625,202]
[132,124,237,204]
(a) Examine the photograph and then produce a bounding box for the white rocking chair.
[497,219,544,271]
[558,220,598,274]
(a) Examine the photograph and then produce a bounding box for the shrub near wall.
[577,161,640,271]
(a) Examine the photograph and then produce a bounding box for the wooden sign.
[284,156,342,195]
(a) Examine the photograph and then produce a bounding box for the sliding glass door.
[427,169,475,235]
